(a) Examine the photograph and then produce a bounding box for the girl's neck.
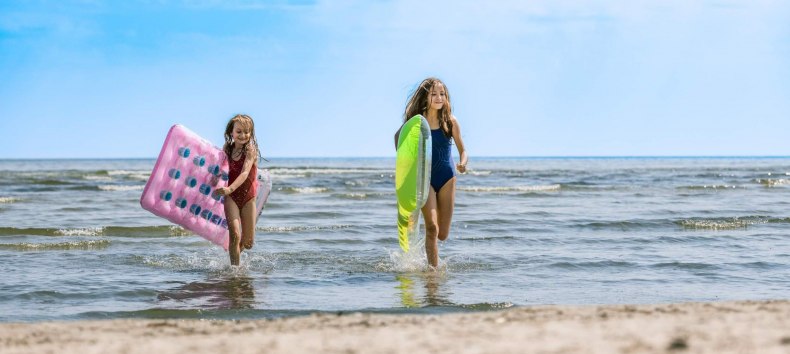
[233,142,245,149]
[425,109,439,123]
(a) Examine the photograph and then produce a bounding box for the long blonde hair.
[403,77,453,137]
[222,114,261,161]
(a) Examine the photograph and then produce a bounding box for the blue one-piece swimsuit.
[431,128,455,191]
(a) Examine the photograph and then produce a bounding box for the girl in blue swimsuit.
[395,77,468,268]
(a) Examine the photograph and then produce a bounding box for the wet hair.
[222,114,261,162]
[403,77,453,137]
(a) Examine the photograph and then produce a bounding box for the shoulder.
[245,144,258,159]
[450,115,461,129]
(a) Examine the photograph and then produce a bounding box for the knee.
[229,230,241,245]
[437,231,449,241]
[425,222,438,238]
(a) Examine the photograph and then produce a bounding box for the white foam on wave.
[107,170,147,176]
[7,240,111,250]
[169,225,193,236]
[273,168,391,175]
[756,178,790,187]
[341,193,368,199]
[344,180,370,187]
[680,185,743,190]
[98,185,144,191]
[83,175,113,181]
[55,227,105,236]
[107,170,150,181]
[678,218,760,230]
[282,187,329,194]
[468,170,492,176]
[257,224,352,232]
[0,197,20,203]
[459,184,561,192]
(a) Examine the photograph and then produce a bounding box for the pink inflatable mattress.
[140,124,271,250]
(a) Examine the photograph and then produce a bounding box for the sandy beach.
[2,300,788,354]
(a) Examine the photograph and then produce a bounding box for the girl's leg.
[224,200,242,266]
[421,188,439,267]
[239,197,257,250]
[435,177,457,241]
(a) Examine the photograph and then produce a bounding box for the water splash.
[137,249,276,274]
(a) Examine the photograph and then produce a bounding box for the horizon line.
[2,155,790,160]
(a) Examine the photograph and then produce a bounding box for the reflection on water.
[157,275,258,310]
[395,273,453,308]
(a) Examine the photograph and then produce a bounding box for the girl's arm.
[217,145,258,196]
[451,116,468,173]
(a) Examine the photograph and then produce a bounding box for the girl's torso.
[228,147,258,200]
[426,115,453,160]
[430,124,455,190]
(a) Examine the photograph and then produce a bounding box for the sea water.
[0,157,788,322]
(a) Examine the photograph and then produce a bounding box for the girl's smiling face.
[232,122,251,145]
[428,83,446,111]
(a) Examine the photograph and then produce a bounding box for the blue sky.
[1,0,789,158]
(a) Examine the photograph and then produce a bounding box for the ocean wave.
[674,216,790,230]
[0,197,20,203]
[458,184,561,192]
[755,178,790,187]
[22,179,73,186]
[169,225,193,236]
[678,185,743,190]
[344,180,370,187]
[271,168,391,175]
[82,175,113,181]
[107,170,148,176]
[0,240,111,251]
[334,192,371,200]
[0,226,199,237]
[104,170,150,181]
[257,225,352,233]
[573,219,669,231]
[55,227,105,236]
[97,185,144,192]
[279,187,330,194]
[651,261,720,270]
[547,260,637,270]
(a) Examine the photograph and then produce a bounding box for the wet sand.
[2,300,788,353]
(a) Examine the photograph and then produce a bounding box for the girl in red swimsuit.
[215,114,260,266]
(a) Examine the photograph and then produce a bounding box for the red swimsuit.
[228,150,258,209]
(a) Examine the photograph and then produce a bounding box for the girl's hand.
[456,163,467,174]
[215,187,232,196]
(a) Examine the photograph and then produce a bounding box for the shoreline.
[2,300,788,353]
